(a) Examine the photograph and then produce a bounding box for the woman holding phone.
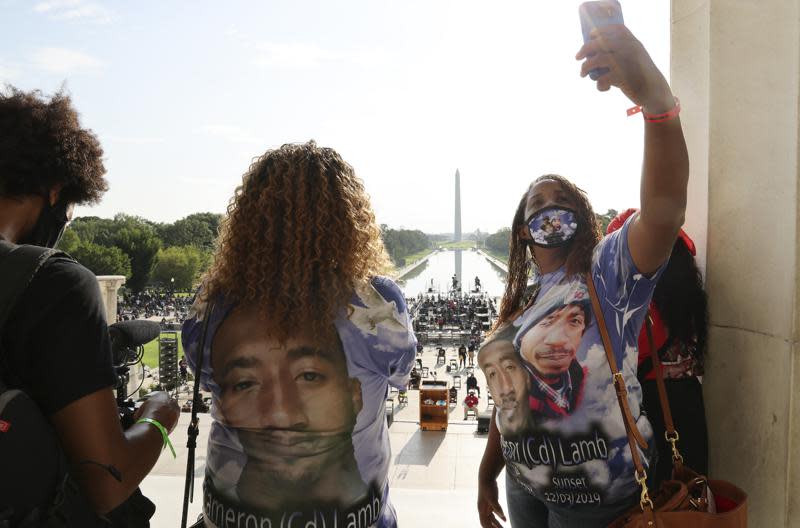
[476,20,689,528]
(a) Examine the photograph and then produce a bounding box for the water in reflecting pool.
[397,249,507,299]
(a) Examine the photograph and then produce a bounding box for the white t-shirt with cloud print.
[182,276,417,528]
[489,214,663,512]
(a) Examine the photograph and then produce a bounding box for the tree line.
[60,214,433,291]
[61,210,619,290]
[380,226,431,267]
[59,213,221,292]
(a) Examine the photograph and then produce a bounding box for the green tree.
[152,246,203,291]
[199,247,214,277]
[381,227,430,266]
[67,216,117,246]
[70,242,132,277]
[158,212,222,249]
[595,208,619,235]
[485,227,512,257]
[57,228,81,254]
[111,214,161,292]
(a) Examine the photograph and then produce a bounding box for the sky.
[1,0,670,234]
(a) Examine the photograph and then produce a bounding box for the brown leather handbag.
[585,274,748,527]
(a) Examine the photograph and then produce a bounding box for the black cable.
[77,460,122,482]
[181,303,213,528]
[124,362,146,400]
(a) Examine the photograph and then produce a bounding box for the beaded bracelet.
[626,96,681,123]
[137,417,176,458]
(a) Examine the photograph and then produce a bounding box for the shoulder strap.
[0,241,60,330]
[585,273,655,511]
[645,316,685,471]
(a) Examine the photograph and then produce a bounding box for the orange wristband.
[627,97,681,122]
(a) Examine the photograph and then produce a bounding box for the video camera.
[108,320,161,427]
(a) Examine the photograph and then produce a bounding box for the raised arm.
[577,25,689,274]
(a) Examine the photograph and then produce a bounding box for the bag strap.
[585,273,654,511]
[0,242,60,388]
[180,301,214,528]
[0,242,59,330]
[644,316,686,471]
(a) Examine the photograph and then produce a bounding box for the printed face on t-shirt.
[211,306,363,432]
[519,304,585,377]
[211,308,365,503]
[479,338,530,436]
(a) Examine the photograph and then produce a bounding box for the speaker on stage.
[158,331,180,396]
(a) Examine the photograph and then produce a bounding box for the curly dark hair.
[0,86,107,204]
[202,140,392,346]
[496,174,601,327]
[652,240,708,365]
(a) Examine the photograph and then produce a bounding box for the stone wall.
[671,1,800,525]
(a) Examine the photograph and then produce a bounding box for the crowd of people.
[409,292,497,334]
[0,15,720,528]
[116,290,193,322]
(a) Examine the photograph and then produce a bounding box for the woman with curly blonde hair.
[182,141,416,528]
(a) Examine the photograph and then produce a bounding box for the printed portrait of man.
[210,305,369,512]
[478,325,531,437]
[517,285,591,419]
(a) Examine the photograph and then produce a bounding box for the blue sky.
[1,0,670,233]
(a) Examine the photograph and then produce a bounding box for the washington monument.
[454,169,461,242]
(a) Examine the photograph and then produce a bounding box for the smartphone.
[578,1,625,80]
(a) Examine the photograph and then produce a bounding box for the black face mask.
[19,199,70,249]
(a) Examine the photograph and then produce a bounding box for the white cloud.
[178,176,232,186]
[252,41,386,69]
[105,135,167,145]
[32,47,103,74]
[0,60,21,81]
[224,26,385,70]
[34,0,114,24]
[195,124,263,145]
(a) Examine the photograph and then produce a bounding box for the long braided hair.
[496,174,601,328]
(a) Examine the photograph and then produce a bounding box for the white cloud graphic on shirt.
[349,283,408,336]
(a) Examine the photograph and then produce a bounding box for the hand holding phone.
[576,6,672,111]
[578,1,624,80]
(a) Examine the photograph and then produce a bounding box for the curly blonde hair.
[496,174,601,328]
[202,140,392,345]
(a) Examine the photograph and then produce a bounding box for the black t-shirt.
[1,255,116,524]
[2,255,116,414]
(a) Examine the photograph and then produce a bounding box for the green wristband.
[137,417,176,459]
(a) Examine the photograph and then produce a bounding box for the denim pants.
[505,473,638,528]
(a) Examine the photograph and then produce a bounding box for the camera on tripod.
[108,320,162,427]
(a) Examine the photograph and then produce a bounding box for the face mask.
[526,206,579,248]
[20,199,70,248]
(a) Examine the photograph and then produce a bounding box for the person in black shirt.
[465,372,480,397]
[0,87,180,525]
